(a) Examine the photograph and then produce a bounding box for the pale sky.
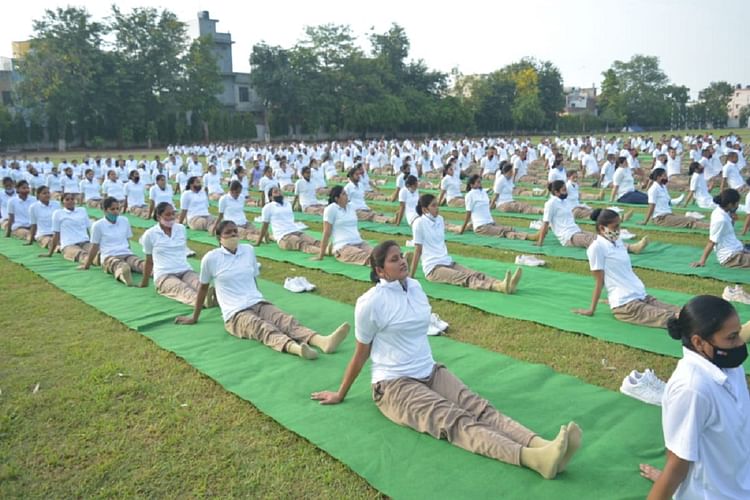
[2,0,749,99]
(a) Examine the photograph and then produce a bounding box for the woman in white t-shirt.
[392,175,420,227]
[213,181,258,240]
[344,167,391,223]
[459,175,537,241]
[574,208,679,327]
[60,166,81,201]
[409,194,520,293]
[641,168,709,229]
[437,160,463,207]
[202,164,225,201]
[693,189,749,268]
[491,163,542,214]
[124,170,149,218]
[258,166,279,206]
[4,179,36,240]
[683,161,716,209]
[80,169,102,208]
[26,186,60,249]
[45,167,63,200]
[175,220,350,360]
[79,196,145,286]
[140,202,216,307]
[43,192,92,263]
[101,170,126,202]
[230,166,250,197]
[292,166,325,215]
[315,185,372,265]
[313,240,581,479]
[610,157,647,204]
[178,176,216,231]
[639,295,750,499]
[564,170,605,219]
[256,186,320,255]
[147,174,175,219]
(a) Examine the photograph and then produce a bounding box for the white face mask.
[602,228,620,242]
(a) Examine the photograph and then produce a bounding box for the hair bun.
[590,208,602,222]
[666,316,683,340]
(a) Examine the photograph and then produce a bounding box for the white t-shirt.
[260,201,299,241]
[548,167,567,184]
[480,156,499,175]
[412,214,453,275]
[60,175,81,194]
[600,161,615,188]
[80,179,102,201]
[149,184,175,207]
[29,200,61,236]
[355,278,435,384]
[179,190,210,219]
[709,207,743,264]
[689,173,715,209]
[258,176,279,203]
[203,172,224,195]
[344,181,368,211]
[492,174,514,205]
[124,181,146,207]
[440,175,462,201]
[513,157,529,179]
[323,203,362,252]
[587,235,647,308]
[102,179,126,201]
[613,167,635,199]
[662,347,750,499]
[52,207,90,248]
[294,178,322,210]
[141,222,191,281]
[90,217,133,259]
[666,156,681,177]
[647,183,672,218]
[398,187,419,225]
[722,162,744,190]
[582,153,599,176]
[465,189,493,228]
[218,193,248,226]
[542,197,581,246]
[6,195,37,230]
[199,244,264,322]
[46,174,62,192]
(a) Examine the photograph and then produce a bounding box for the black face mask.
[273,195,284,204]
[660,178,668,185]
[192,185,202,192]
[707,342,748,369]
[558,193,568,200]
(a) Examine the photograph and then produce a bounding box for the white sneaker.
[405,239,415,247]
[619,229,637,241]
[515,254,546,267]
[295,222,308,231]
[532,188,545,196]
[431,313,449,332]
[723,285,750,305]
[642,369,667,392]
[671,194,685,205]
[284,277,306,293]
[607,206,623,214]
[620,371,664,406]
[185,247,197,257]
[529,220,544,230]
[685,211,705,220]
[296,276,316,292]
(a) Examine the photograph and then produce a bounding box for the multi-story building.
[563,86,597,115]
[727,84,750,128]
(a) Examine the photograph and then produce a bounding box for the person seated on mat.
[212,180,259,240]
[147,174,175,219]
[693,189,750,269]
[78,196,145,287]
[409,194,521,294]
[490,162,542,214]
[4,179,36,240]
[123,169,150,219]
[311,240,582,479]
[392,175,420,227]
[574,208,679,327]
[203,164,225,201]
[175,220,350,360]
[43,192,93,263]
[258,166,279,206]
[102,169,126,203]
[459,175,539,241]
[536,182,648,252]
[0,177,15,228]
[437,159,464,207]
[140,202,217,307]
[314,185,372,265]
[293,166,326,215]
[26,185,60,250]
[641,168,709,229]
[344,167,392,223]
[564,170,606,219]
[256,186,321,255]
[80,168,102,208]
[639,295,750,499]
[611,156,648,204]
[178,176,216,232]
[682,161,715,209]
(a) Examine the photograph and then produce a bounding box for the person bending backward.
[437,160,464,207]
[409,194,521,294]
[123,169,150,218]
[693,189,750,269]
[42,192,93,262]
[213,181,259,239]
[147,174,175,219]
[4,179,36,240]
[256,186,321,254]
[178,176,216,231]
[344,167,392,223]
[140,202,217,307]
[80,169,102,208]
[682,161,716,209]
[574,208,679,327]
[639,296,750,500]
[459,175,539,240]
[611,156,648,204]
[537,182,649,252]
[565,170,605,219]
[25,186,60,249]
[175,220,350,360]
[393,175,420,227]
[314,185,373,265]
[490,163,543,214]
[641,168,709,229]
[79,197,145,286]
[312,240,581,479]
[293,166,326,215]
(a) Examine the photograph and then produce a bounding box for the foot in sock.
[310,323,350,354]
[557,422,582,473]
[491,271,512,294]
[509,267,522,293]
[287,342,319,360]
[116,266,133,286]
[520,425,568,480]
[628,236,649,254]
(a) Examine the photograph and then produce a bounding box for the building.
[0,56,15,109]
[727,84,750,128]
[563,86,597,115]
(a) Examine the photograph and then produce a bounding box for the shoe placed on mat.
[620,369,665,406]
[427,313,449,336]
[685,211,705,220]
[185,247,197,257]
[532,188,545,197]
[723,285,750,305]
[671,194,685,205]
[405,239,415,247]
[607,206,622,214]
[515,254,546,267]
[284,277,307,293]
[296,276,316,292]
[619,228,637,240]
[529,220,544,230]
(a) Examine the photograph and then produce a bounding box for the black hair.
[615,156,628,168]
[687,161,701,176]
[400,163,411,174]
[102,196,119,211]
[155,174,166,183]
[347,166,359,179]
[713,188,740,208]
[154,201,173,221]
[548,180,565,194]
[667,295,737,349]
[590,208,620,229]
[466,174,481,192]
[129,170,140,181]
[234,166,245,176]
[36,185,49,196]
[263,166,273,175]
[416,193,436,216]
[15,179,29,189]
[368,240,401,283]
[84,168,93,176]
[649,167,666,181]
[186,176,201,190]
[229,180,243,192]
[2,176,13,186]
[405,175,418,188]
[500,161,513,175]
[301,166,311,176]
[215,220,237,239]
[328,185,344,205]
[267,185,280,203]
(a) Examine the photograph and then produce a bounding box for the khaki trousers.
[303,205,326,215]
[36,234,53,249]
[102,254,144,276]
[447,198,464,207]
[128,205,150,218]
[334,242,373,265]
[426,263,497,290]
[356,209,391,224]
[566,231,596,248]
[723,251,750,268]
[86,199,102,209]
[572,206,593,219]
[225,302,317,352]
[373,364,536,466]
[653,214,709,230]
[62,242,93,263]
[475,223,528,240]
[188,215,216,231]
[11,227,31,240]
[497,201,543,215]
[278,232,320,254]
[611,295,680,328]
[155,270,200,306]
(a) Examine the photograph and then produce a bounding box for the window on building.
[238,86,249,102]
[1,91,11,106]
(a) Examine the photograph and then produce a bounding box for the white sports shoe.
[671,194,685,205]
[185,247,197,257]
[620,369,665,406]
[684,211,705,220]
[431,313,449,332]
[284,277,307,293]
[529,220,544,230]
[296,276,316,292]
[723,285,750,305]
[515,254,546,267]
[619,229,637,240]
[607,206,623,214]
[405,239,415,247]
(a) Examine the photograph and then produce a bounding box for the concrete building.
[563,86,597,115]
[727,84,750,128]
[0,56,15,110]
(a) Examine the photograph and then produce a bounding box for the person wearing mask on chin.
[178,176,216,232]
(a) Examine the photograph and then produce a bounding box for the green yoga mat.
[0,235,664,499]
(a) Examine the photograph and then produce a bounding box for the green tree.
[597,69,626,130]
[182,36,222,142]
[471,72,515,132]
[250,43,299,138]
[608,55,670,127]
[698,81,734,128]
[536,60,564,129]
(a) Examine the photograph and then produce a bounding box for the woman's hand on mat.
[690,261,704,268]
[639,463,662,483]
[310,390,343,405]
[572,308,594,316]
[175,316,197,325]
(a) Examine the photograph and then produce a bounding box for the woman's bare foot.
[639,463,662,483]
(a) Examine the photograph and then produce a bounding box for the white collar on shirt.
[681,346,728,386]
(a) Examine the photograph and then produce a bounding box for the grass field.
[1,131,749,497]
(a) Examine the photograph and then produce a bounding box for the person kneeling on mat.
[312,240,581,479]
[175,220,349,360]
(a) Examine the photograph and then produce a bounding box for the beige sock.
[116,266,133,286]
[509,267,523,293]
[309,323,350,354]
[286,342,319,360]
[526,232,541,242]
[520,425,568,480]
[557,422,582,473]
[628,236,649,254]
[491,271,512,294]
